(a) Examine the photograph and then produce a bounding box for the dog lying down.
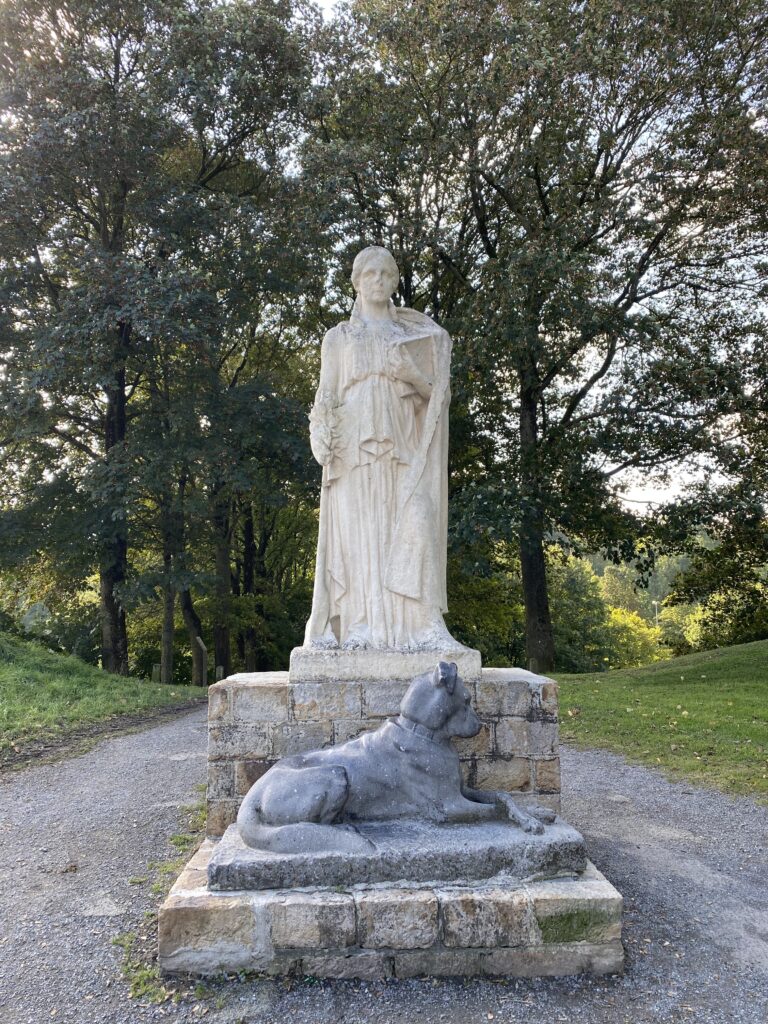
[237,661,556,854]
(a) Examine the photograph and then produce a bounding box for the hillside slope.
[556,640,768,802]
[0,632,205,762]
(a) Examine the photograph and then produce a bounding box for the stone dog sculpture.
[237,661,555,853]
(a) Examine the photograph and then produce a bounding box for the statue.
[305,245,460,652]
[237,662,555,853]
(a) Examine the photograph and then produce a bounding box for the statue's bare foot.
[310,635,339,651]
[342,636,369,651]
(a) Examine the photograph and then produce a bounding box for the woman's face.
[357,253,398,304]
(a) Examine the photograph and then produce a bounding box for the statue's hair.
[351,245,400,292]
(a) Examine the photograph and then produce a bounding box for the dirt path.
[0,711,765,1023]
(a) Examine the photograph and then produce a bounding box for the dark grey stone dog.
[237,661,554,853]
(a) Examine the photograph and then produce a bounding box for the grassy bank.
[556,640,768,803]
[0,632,205,759]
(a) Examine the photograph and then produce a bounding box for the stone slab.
[158,844,623,978]
[288,645,483,684]
[208,819,586,891]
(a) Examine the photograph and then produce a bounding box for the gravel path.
[0,710,766,1023]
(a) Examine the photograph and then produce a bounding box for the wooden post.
[151,663,161,684]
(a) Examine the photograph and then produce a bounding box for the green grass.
[0,631,205,757]
[555,639,768,803]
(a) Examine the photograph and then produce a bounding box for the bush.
[604,606,667,669]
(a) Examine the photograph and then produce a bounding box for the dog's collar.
[395,715,441,743]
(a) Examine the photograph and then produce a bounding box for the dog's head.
[399,661,481,739]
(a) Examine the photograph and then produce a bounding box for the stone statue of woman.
[304,245,462,652]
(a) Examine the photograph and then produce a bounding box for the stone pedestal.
[157,655,625,979]
[206,664,561,838]
[209,819,586,890]
[158,843,623,978]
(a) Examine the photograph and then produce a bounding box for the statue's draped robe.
[305,302,452,650]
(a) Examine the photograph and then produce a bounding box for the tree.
[0,0,312,673]
[307,0,768,670]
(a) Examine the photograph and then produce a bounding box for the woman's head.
[351,246,400,298]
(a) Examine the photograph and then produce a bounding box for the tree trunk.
[180,588,206,686]
[241,504,258,672]
[518,381,556,674]
[100,337,130,675]
[212,489,232,678]
[100,557,128,674]
[161,578,175,685]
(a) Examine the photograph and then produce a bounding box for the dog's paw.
[529,805,557,825]
[521,815,545,835]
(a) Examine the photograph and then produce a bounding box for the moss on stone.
[537,906,616,944]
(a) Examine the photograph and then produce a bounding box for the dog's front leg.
[462,786,545,834]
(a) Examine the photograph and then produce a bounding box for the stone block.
[393,949,484,978]
[355,889,438,949]
[476,672,533,718]
[269,892,356,950]
[440,887,538,948]
[207,685,231,723]
[231,675,289,723]
[271,722,333,757]
[517,792,562,816]
[453,722,493,759]
[362,679,409,717]
[158,846,623,978]
[541,680,558,716]
[528,721,558,755]
[291,680,362,721]
[494,718,529,757]
[208,723,271,759]
[208,821,585,890]
[290,646,482,683]
[234,759,271,796]
[482,940,624,977]
[206,799,238,837]
[207,761,234,800]
[531,870,623,945]
[535,757,561,793]
[474,757,532,792]
[158,891,262,973]
[301,952,392,980]
[333,719,378,744]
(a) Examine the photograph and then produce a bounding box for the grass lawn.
[555,639,768,804]
[0,632,205,758]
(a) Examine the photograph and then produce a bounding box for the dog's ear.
[433,661,458,695]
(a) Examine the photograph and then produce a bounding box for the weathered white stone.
[476,673,537,717]
[208,723,271,759]
[302,246,461,654]
[158,846,623,978]
[269,892,356,950]
[291,680,362,720]
[439,887,539,949]
[230,674,289,723]
[289,646,481,684]
[355,889,438,949]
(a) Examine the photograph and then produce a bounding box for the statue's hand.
[387,344,432,398]
[309,395,337,466]
[310,430,333,466]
